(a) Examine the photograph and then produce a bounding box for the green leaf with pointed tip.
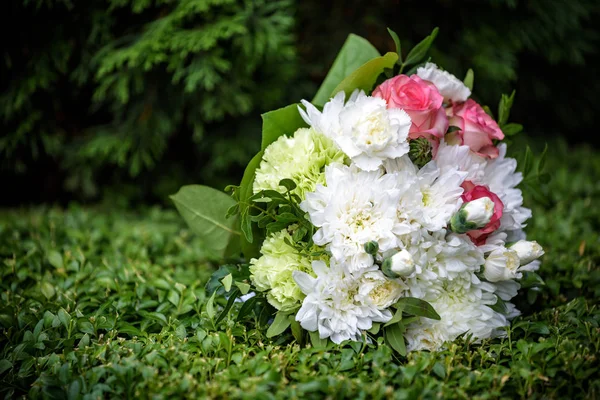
[395,297,441,320]
[221,274,233,292]
[332,52,398,99]
[261,104,307,151]
[523,146,534,177]
[502,123,523,136]
[238,151,264,259]
[205,291,217,320]
[464,68,474,91]
[235,281,251,295]
[171,185,240,260]
[312,34,380,106]
[498,90,516,126]
[47,250,63,269]
[266,311,292,338]
[403,27,439,66]
[387,27,402,63]
[385,323,407,356]
[309,330,328,349]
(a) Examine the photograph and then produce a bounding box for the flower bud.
[450,197,495,234]
[509,240,544,265]
[364,241,379,256]
[483,248,520,282]
[382,250,415,279]
[408,137,433,168]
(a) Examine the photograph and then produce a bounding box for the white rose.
[483,248,520,282]
[416,62,471,103]
[510,240,544,265]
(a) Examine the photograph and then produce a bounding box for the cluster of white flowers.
[248,63,544,352]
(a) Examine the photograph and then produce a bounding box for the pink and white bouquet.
[172,29,545,354]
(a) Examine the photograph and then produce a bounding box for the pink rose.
[461,181,504,245]
[448,99,504,159]
[373,75,448,143]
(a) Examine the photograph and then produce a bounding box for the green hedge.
[0,138,598,398]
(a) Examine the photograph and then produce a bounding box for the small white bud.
[463,197,495,226]
[382,250,415,278]
[450,197,495,233]
[509,240,544,265]
[483,248,520,282]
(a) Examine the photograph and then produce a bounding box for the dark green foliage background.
[2,0,599,205]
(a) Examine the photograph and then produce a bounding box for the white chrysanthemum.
[404,279,508,352]
[300,91,411,171]
[416,62,471,103]
[403,230,484,296]
[249,229,317,311]
[301,163,401,273]
[394,229,512,351]
[434,140,486,182]
[359,270,407,309]
[386,158,467,233]
[474,144,532,234]
[299,91,346,139]
[293,260,393,344]
[253,127,346,199]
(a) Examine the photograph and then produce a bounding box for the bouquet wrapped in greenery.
[172,29,546,355]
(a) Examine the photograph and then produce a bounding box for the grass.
[1,138,599,399]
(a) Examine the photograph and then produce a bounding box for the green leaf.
[236,296,259,322]
[0,359,11,375]
[261,104,307,151]
[368,322,381,335]
[395,297,441,320]
[205,265,238,296]
[385,323,407,356]
[498,90,516,126]
[464,68,474,91]
[40,282,55,300]
[332,52,398,99]
[502,123,523,136]
[215,288,240,325]
[235,281,251,295]
[78,333,90,348]
[205,291,217,320]
[522,146,533,177]
[312,34,381,106]
[47,250,63,269]
[290,320,303,343]
[403,27,439,67]
[57,308,71,329]
[221,274,233,292]
[266,312,292,338]
[68,379,80,400]
[170,185,240,260]
[239,151,265,259]
[538,143,548,174]
[309,330,328,349]
[278,178,297,192]
[387,27,402,63]
[432,362,446,379]
[490,295,508,314]
[384,307,404,327]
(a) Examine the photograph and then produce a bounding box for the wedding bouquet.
[172,29,546,354]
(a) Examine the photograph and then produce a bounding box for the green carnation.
[250,228,327,311]
[253,127,346,199]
